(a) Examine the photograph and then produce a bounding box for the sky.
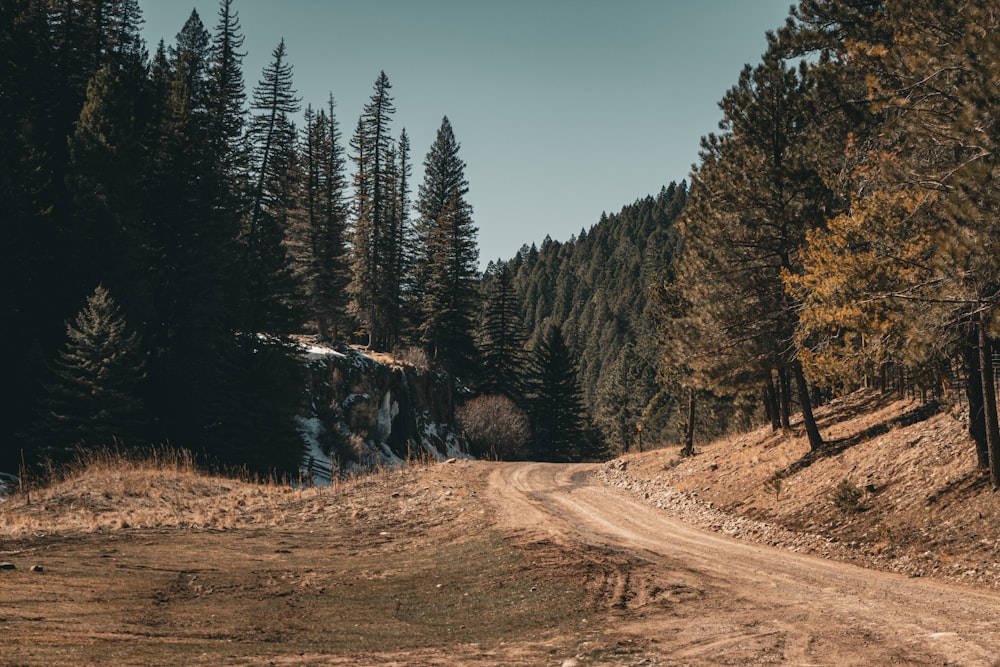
[138,0,795,267]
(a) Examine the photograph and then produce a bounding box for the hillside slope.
[606,390,1000,588]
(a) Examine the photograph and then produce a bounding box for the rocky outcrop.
[296,342,469,479]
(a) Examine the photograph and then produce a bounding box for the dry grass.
[0,447,381,537]
[0,456,599,666]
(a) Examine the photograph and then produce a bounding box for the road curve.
[487,462,1000,666]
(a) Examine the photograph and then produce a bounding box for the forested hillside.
[481,184,753,453]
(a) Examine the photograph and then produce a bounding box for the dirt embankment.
[610,390,1000,588]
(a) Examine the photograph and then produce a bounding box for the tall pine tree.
[244,38,302,335]
[674,50,835,450]
[293,98,351,340]
[349,71,398,350]
[414,116,480,375]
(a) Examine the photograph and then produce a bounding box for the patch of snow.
[420,417,470,461]
[0,472,20,502]
[375,391,399,444]
[379,442,405,468]
[302,343,346,360]
[296,416,334,485]
[343,393,370,410]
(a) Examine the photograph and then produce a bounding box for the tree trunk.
[978,314,1000,487]
[793,361,823,451]
[961,319,989,468]
[764,373,781,432]
[681,387,696,457]
[778,369,792,431]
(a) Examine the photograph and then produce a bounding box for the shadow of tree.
[812,392,898,431]
[925,467,990,507]
[783,401,941,477]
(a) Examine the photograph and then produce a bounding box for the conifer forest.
[2,0,999,484]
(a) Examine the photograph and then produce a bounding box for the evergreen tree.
[870,0,1000,486]
[295,98,351,340]
[594,344,656,454]
[385,127,412,348]
[674,50,835,450]
[140,9,243,451]
[66,62,146,309]
[0,0,55,468]
[419,190,480,375]
[415,116,480,375]
[33,285,146,461]
[478,262,529,402]
[503,186,685,449]
[208,0,246,181]
[349,71,397,349]
[527,324,590,462]
[244,38,302,334]
[789,0,1000,482]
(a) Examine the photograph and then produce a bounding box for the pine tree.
[244,38,302,334]
[527,324,590,462]
[208,0,246,181]
[789,0,1000,482]
[872,0,1000,486]
[66,62,145,307]
[349,71,398,350]
[504,186,685,449]
[478,262,529,402]
[419,190,480,376]
[594,344,656,454]
[414,116,480,375]
[384,127,412,348]
[0,0,55,469]
[674,49,836,450]
[137,9,245,452]
[33,285,146,461]
[293,99,351,340]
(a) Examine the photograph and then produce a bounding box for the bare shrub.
[456,395,531,460]
[397,346,430,370]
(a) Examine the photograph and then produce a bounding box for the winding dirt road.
[487,462,1000,666]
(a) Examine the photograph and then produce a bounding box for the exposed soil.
[3,390,1000,665]
[618,390,1000,589]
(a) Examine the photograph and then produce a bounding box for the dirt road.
[488,462,1000,666]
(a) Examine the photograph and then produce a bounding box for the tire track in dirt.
[486,462,1000,666]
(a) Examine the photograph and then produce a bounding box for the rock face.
[297,343,468,479]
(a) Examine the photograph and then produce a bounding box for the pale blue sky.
[138,0,794,266]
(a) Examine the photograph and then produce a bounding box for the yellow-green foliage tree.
[788,188,941,392]
[790,0,1000,481]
